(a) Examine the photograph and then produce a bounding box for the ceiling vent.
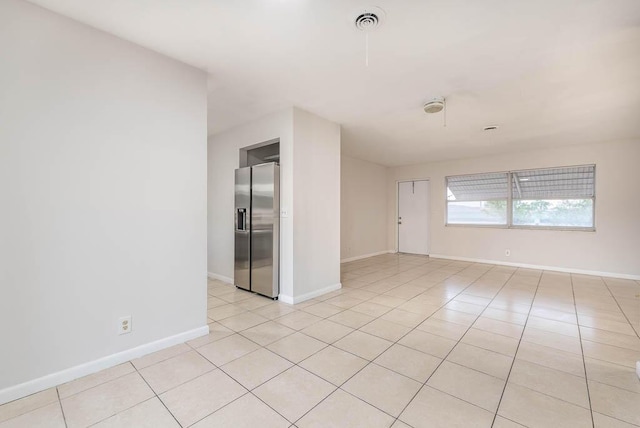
[353,7,385,31]
[355,12,379,30]
[423,97,445,114]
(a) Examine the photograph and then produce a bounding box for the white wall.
[207,109,295,298]
[387,140,640,277]
[0,0,208,400]
[341,156,389,261]
[292,109,341,299]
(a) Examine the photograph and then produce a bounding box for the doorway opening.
[397,180,430,255]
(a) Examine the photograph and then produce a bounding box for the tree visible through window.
[446,165,595,229]
[512,199,593,227]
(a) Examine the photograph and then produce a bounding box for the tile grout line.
[159,256,480,426]
[0,395,59,425]
[83,396,160,428]
[223,256,434,426]
[580,334,640,352]
[53,363,140,402]
[3,364,155,427]
[140,362,218,398]
[7,258,596,419]
[131,361,185,428]
[455,283,625,413]
[324,271,624,423]
[283,257,473,425]
[600,279,640,341]
[579,381,640,427]
[490,278,626,424]
[55,387,69,428]
[210,258,638,427]
[209,269,414,336]
[197,261,422,426]
[53,365,171,428]
[522,295,640,351]
[112,258,516,428]
[209,344,335,426]
[391,265,525,427]
[283,266,437,423]
[202,258,462,371]
[582,276,640,427]
[570,274,596,428]
[183,307,323,427]
[5,256,635,427]
[488,270,543,427]
[338,261,518,425]
[184,392,262,428]
[289,257,467,424]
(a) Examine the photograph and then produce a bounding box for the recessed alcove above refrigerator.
[239,139,279,167]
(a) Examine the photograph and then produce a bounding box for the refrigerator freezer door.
[250,163,279,298]
[234,167,251,291]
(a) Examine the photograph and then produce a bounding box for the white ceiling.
[27,0,640,166]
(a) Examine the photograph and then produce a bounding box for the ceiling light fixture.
[423,96,447,127]
[423,97,445,114]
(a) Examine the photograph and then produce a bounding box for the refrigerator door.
[250,163,279,298]
[234,167,251,291]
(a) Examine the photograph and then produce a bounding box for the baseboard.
[278,294,294,304]
[341,250,396,264]
[0,325,209,406]
[278,282,342,305]
[208,272,233,284]
[429,254,640,280]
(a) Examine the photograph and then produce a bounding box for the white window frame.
[445,164,596,231]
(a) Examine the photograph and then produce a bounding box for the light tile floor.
[2,254,639,427]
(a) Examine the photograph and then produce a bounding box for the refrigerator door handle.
[237,208,247,231]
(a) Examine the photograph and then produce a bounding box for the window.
[446,172,509,225]
[446,165,595,230]
[511,166,595,228]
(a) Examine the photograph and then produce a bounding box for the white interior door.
[398,180,429,255]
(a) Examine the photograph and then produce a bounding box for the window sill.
[445,224,595,232]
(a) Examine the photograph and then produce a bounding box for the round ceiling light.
[423,97,445,114]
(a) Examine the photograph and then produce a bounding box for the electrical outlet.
[118,316,132,335]
[505,249,511,257]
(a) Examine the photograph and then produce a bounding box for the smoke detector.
[423,97,445,114]
[353,7,385,31]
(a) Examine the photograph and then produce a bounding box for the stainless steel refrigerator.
[234,162,279,299]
